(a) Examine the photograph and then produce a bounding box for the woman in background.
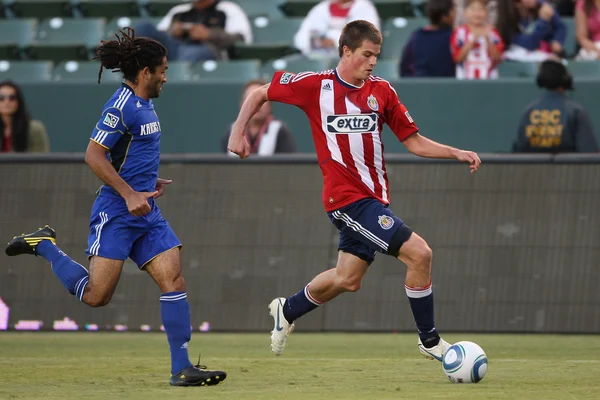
[0,80,49,153]
[575,0,600,59]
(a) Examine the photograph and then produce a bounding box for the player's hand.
[154,178,172,199]
[125,191,158,217]
[228,134,251,159]
[455,150,481,174]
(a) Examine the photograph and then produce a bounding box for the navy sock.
[160,292,193,375]
[283,285,321,324]
[405,281,439,341]
[37,240,89,299]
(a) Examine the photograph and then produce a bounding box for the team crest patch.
[280,72,294,84]
[103,113,120,129]
[367,94,379,111]
[378,215,394,230]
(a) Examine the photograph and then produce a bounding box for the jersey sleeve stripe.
[90,138,110,150]
[112,88,126,108]
[114,90,132,110]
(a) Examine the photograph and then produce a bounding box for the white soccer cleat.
[418,337,451,362]
[268,297,295,356]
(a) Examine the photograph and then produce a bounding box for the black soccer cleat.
[169,364,227,387]
[5,225,56,257]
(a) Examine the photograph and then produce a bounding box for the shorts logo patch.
[103,113,120,129]
[280,72,294,84]
[378,215,394,230]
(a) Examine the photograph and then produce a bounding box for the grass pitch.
[0,332,599,399]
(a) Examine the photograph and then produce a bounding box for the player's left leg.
[130,216,227,387]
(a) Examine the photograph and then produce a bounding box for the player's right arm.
[86,106,157,216]
[228,83,270,158]
[229,71,316,159]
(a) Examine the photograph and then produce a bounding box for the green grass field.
[0,333,599,399]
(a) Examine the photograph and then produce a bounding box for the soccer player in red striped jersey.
[228,20,481,362]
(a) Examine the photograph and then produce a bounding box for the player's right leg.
[269,222,373,356]
[4,225,124,306]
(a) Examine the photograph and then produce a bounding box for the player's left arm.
[384,84,481,173]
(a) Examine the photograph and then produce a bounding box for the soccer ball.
[442,341,488,384]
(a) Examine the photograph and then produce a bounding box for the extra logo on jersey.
[326,113,378,134]
[378,215,394,230]
[103,113,120,129]
[367,94,379,111]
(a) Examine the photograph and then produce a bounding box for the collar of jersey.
[334,68,364,90]
[120,82,151,105]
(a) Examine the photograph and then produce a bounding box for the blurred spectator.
[498,0,567,61]
[400,0,456,77]
[222,80,296,156]
[294,0,380,63]
[575,0,600,59]
[0,80,49,153]
[454,0,498,26]
[451,0,504,79]
[512,60,598,153]
[135,0,252,62]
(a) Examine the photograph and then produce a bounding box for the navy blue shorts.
[328,198,413,264]
[85,193,181,268]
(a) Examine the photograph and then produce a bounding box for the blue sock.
[405,281,439,341]
[283,285,321,323]
[160,292,193,375]
[37,240,89,300]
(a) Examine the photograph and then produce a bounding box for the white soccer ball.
[442,341,488,383]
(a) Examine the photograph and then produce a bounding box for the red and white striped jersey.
[268,69,418,212]
[451,25,504,80]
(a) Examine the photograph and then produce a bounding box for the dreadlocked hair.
[93,27,167,84]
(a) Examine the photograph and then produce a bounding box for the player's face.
[349,40,380,81]
[465,2,487,26]
[148,57,168,99]
[0,85,18,116]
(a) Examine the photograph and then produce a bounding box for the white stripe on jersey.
[344,97,375,192]
[112,88,126,108]
[94,130,109,144]
[319,79,346,166]
[372,129,388,202]
[114,90,132,110]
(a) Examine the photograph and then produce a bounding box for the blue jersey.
[90,83,161,196]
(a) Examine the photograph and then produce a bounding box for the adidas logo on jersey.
[326,113,378,134]
[141,121,161,136]
[322,82,332,91]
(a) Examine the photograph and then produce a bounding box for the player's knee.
[337,276,362,292]
[160,274,186,293]
[86,293,112,308]
[406,243,432,272]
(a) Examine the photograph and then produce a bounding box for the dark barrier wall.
[0,155,599,333]
[21,79,600,154]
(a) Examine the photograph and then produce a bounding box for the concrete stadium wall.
[20,79,600,154]
[0,155,599,333]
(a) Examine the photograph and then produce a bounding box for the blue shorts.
[85,194,181,268]
[328,198,413,264]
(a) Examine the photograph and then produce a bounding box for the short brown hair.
[338,20,382,57]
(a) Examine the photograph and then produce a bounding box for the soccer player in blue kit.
[4,28,226,387]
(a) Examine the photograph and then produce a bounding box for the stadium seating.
[567,61,600,78]
[230,0,283,19]
[4,0,72,18]
[260,57,328,79]
[190,59,260,82]
[140,0,179,17]
[25,17,104,62]
[373,59,399,81]
[77,0,139,19]
[234,17,304,62]
[0,18,36,59]
[497,61,539,78]
[381,17,426,59]
[0,60,53,81]
[279,0,416,17]
[53,59,119,82]
[105,16,161,39]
